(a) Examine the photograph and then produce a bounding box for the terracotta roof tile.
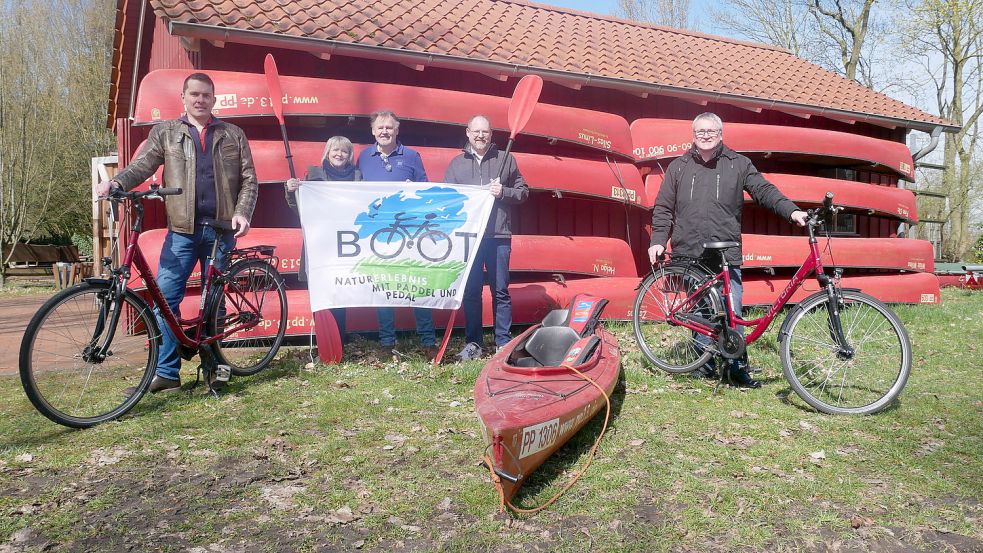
[149,0,947,126]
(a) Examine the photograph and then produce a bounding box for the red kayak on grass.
[631,118,915,180]
[474,293,621,503]
[644,172,919,221]
[132,69,635,158]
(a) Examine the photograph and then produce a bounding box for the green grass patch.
[0,289,980,551]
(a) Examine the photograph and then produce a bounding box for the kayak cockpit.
[502,294,609,375]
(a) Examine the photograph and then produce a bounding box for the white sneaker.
[456,342,483,361]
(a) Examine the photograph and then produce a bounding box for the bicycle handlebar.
[107,185,183,202]
[821,191,833,211]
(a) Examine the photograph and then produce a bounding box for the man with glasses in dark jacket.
[648,112,808,388]
[445,115,528,360]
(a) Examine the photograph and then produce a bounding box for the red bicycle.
[632,193,912,415]
[19,186,288,428]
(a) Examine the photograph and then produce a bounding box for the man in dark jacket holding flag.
[445,115,529,360]
[648,112,808,388]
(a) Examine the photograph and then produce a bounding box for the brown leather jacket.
[112,118,258,234]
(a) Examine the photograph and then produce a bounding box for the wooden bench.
[2,243,92,287]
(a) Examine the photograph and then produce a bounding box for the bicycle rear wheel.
[780,290,911,415]
[19,282,158,428]
[206,260,287,376]
[632,265,722,373]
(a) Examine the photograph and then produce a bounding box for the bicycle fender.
[79,277,163,345]
[776,287,863,342]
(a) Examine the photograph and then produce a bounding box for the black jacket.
[443,144,528,238]
[650,144,799,266]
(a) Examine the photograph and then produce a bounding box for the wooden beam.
[827,115,857,125]
[779,109,812,120]
[479,71,509,81]
[401,61,425,71]
[179,36,201,52]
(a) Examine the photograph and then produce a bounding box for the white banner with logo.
[298,181,495,311]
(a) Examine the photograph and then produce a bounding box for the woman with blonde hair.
[285,135,361,341]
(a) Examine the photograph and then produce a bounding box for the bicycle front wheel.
[207,260,287,376]
[633,265,722,373]
[780,290,912,415]
[19,282,158,428]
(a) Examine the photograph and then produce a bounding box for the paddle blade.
[507,74,543,139]
[263,53,286,125]
[313,309,343,364]
[433,310,458,365]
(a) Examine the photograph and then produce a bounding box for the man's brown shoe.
[122,376,181,397]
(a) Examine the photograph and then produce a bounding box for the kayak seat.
[524,326,582,367]
[540,309,570,327]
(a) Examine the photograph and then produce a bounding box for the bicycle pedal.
[215,364,231,383]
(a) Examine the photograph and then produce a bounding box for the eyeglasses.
[468,129,491,135]
[694,129,722,137]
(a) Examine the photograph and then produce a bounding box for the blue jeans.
[696,266,746,372]
[463,237,512,347]
[154,226,235,381]
[376,307,436,347]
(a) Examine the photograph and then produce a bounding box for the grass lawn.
[1,288,980,552]
[0,279,58,299]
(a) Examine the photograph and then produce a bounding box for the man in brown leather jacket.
[95,72,258,392]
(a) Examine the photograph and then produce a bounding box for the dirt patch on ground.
[0,294,54,375]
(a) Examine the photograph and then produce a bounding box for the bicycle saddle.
[702,241,739,250]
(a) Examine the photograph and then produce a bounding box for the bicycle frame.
[664,202,842,348]
[90,191,264,361]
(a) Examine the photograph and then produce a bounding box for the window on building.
[830,212,857,235]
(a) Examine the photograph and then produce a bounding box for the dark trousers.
[463,237,512,347]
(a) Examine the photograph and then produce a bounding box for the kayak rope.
[482,361,613,515]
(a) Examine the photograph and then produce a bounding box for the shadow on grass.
[506,369,628,511]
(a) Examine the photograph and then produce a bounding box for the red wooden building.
[105,0,952,337]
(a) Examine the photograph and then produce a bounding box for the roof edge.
[167,21,958,134]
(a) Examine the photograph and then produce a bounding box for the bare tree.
[712,0,890,90]
[619,0,692,29]
[902,0,983,260]
[809,0,878,84]
[0,0,114,287]
[712,0,815,56]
